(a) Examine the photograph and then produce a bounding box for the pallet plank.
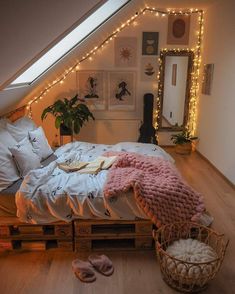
[75,236,153,252]
[74,219,153,237]
[0,223,72,239]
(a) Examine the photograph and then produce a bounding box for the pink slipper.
[72,259,96,283]
[88,254,114,276]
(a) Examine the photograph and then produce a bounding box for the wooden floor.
[0,148,234,294]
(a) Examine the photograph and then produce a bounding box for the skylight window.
[9,0,130,87]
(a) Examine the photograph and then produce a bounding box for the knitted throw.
[103,152,205,227]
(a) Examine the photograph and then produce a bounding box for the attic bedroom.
[0,0,234,293]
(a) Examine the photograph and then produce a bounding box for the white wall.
[197,0,235,184]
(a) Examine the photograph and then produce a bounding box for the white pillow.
[0,118,9,129]
[0,142,20,191]
[9,137,41,177]
[6,117,37,142]
[28,126,53,161]
[0,128,17,147]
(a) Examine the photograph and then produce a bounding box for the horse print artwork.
[115,81,131,101]
[108,71,136,111]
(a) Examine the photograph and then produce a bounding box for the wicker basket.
[153,222,229,293]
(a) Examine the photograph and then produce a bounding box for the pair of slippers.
[72,254,114,283]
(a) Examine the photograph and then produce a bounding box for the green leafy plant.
[171,130,198,145]
[41,94,94,134]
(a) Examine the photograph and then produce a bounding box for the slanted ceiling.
[0,0,216,115]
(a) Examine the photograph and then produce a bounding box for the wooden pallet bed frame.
[0,217,73,251]
[74,219,154,252]
[0,217,154,252]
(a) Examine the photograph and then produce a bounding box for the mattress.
[0,153,58,217]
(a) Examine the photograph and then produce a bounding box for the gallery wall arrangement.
[5,6,204,142]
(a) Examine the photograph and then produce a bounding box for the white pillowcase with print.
[9,137,41,177]
[6,117,37,142]
[0,118,9,129]
[0,142,20,191]
[0,129,20,191]
[0,128,17,148]
[28,126,53,161]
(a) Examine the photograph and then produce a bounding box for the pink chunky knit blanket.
[103,152,205,227]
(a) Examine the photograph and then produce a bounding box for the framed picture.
[114,37,137,67]
[140,57,158,81]
[142,32,159,55]
[167,15,190,45]
[108,71,136,111]
[201,64,214,95]
[77,70,106,110]
[172,64,177,86]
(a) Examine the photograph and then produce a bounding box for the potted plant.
[171,130,198,155]
[41,94,94,139]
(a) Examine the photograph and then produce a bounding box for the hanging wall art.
[142,32,159,55]
[201,64,214,95]
[108,71,136,111]
[114,37,137,67]
[77,70,106,110]
[140,56,158,81]
[167,15,190,45]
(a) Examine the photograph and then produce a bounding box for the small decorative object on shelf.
[41,94,94,145]
[153,222,229,293]
[171,130,198,154]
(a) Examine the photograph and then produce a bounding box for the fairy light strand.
[10,6,203,135]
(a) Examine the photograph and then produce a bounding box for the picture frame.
[140,57,158,81]
[167,15,190,45]
[142,32,159,55]
[77,70,106,110]
[108,71,136,111]
[201,64,214,95]
[114,37,137,67]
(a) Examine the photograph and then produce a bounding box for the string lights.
[20,6,203,135]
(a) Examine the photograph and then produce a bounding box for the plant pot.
[175,142,192,155]
[60,124,72,136]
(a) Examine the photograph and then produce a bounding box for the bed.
[0,112,204,252]
[0,140,173,252]
[0,110,176,251]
